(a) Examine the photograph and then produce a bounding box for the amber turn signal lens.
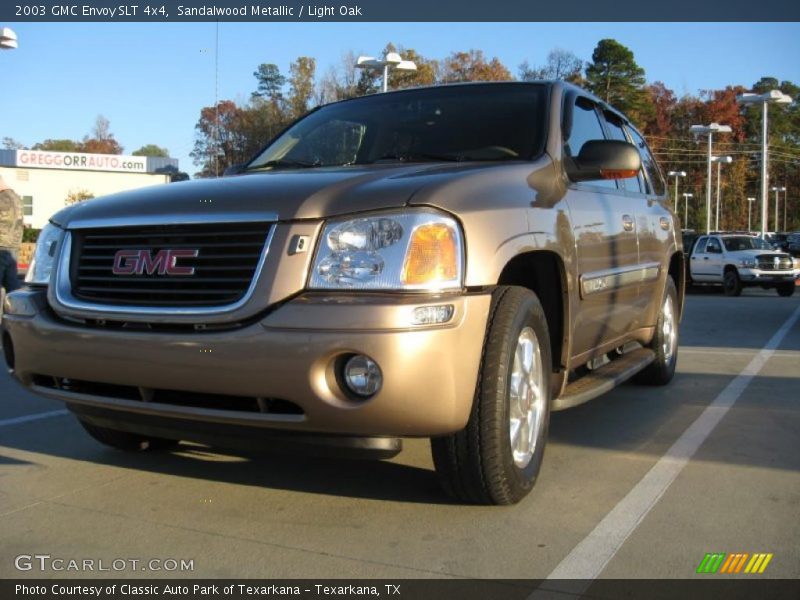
[600,169,638,179]
[401,223,458,286]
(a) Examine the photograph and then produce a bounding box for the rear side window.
[626,127,666,196]
[566,98,616,189]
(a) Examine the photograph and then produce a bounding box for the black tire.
[723,269,742,297]
[431,286,552,505]
[635,277,679,386]
[777,283,795,297]
[79,419,180,452]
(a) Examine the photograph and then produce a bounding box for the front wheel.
[777,283,796,297]
[635,277,679,386]
[431,286,551,505]
[723,269,742,296]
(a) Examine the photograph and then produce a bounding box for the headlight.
[24,223,63,285]
[309,210,463,290]
[738,258,756,268]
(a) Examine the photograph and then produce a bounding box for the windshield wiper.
[365,151,521,164]
[245,158,319,171]
[365,152,465,164]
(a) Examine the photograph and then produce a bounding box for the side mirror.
[223,163,246,176]
[567,140,642,182]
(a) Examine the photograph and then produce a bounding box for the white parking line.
[544,303,800,584]
[0,409,69,428]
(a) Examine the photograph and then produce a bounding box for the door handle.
[703,257,709,260]
[622,214,634,232]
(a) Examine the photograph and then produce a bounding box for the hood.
[52,163,480,229]
[725,249,789,260]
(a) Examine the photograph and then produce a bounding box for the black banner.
[4,0,800,22]
[4,580,800,600]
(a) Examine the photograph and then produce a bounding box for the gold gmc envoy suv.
[4,82,684,504]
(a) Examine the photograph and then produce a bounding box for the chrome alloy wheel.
[509,326,545,469]
[661,293,677,364]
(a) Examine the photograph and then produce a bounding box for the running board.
[552,348,656,411]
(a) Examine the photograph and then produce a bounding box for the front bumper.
[3,289,490,437]
[737,268,796,284]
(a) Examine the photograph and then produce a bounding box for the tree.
[80,115,123,154]
[65,189,94,206]
[439,50,513,83]
[2,137,25,150]
[32,139,81,152]
[252,63,286,101]
[643,82,677,139]
[519,48,583,84]
[288,57,316,118]
[191,99,283,178]
[697,86,747,142]
[191,100,247,177]
[585,39,651,125]
[132,144,169,157]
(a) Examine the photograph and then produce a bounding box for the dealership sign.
[15,150,147,173]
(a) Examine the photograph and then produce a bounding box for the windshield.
[723,236,771,251]
[247,83,548,169]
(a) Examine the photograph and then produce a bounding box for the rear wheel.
[78,420,179,452]
[723,269,742,297]
[777,283,796,297]
[431,286,551,505]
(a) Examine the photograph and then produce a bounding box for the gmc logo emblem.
[112,249,199,276]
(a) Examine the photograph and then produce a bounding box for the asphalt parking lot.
[1,287,799,582]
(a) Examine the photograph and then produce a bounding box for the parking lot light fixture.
[667,171,686,212]
[682,192,694,228]
[0,27,18,50]
[747,197,756,231]
[737,90,793,237]
[771,186,786,232]
[355,52,417,93]
[690,123,732,234]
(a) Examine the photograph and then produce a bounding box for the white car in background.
[689,234,796,297]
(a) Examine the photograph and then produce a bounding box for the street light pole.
[682,192,693,228]
[747,197,756,232]
[771,186,786,232]
[691,124,732,235]
[784,188,788,231]
[668,171,686,213]
[711,156,732,231]
[762,101,768,232]
[737,90,793,237]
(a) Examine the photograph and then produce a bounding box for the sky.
[1,22,798,176]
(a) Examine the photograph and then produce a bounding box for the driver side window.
[566,97,617,189]
[706,238,722,254]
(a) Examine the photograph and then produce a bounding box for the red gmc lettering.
[112,249,198,276]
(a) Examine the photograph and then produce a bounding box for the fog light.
[411,304,454,325]
[343,354,382,397]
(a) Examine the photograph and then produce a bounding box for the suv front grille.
[70,222,273,307]
[756,254,793,271]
